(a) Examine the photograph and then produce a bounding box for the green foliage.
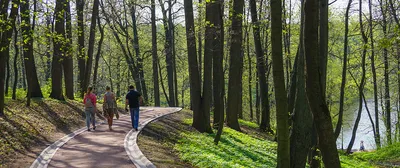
[174,126,278,168]
[339,154,375,168]
[238,119,259,129]
[353,142,400,163]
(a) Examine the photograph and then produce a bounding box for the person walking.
[125,85,143,131]
[103,86,117,131]
[84,87,97,131]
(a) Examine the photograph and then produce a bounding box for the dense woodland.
[0,0,399,167]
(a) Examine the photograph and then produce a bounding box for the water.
[336,99,398,150]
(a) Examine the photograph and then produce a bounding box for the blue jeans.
[130,107,140,129]
[85,107,95,129]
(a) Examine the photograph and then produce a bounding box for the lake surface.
[336,99,398,150]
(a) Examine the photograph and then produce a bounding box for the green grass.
[238,119,259,129]
[353,142,400,164]
[176,118,378,168]
[340,154,376,168]
[176,119,277,168]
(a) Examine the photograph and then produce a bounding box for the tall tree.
[83,0,100,92]
[151,0,160,106]
[379,0,391,145]
[20,0,43,100]
[12,23,19,100]
[334,0,352,139]
[213,0,225,142]
[304,0,340,166]
[320,0,328,96]
[226,0,244,131]
[0,0,11,115]
[289,1,312,166]
[64,0,74,99]
[130,5,148,104]
[77,0,86,97]
[346,0,367,153]
[270,0,290,166]
[368,0,381,148]
[184,0,212,133]
[92,16,105,90]
[50,0,66,100]
[250,0,270,132]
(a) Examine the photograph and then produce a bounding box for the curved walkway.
[30,107,182,168]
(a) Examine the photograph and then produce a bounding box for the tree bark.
[50,0,66,100]
[83,0,100,92]
[20,0,43,99]
[92,16,104,90]
[290,1,313,167]
[334,0,352,140]
[151,0,160,106]
[12,25,19,100]
[184,0,210,133]
[319,0,328,97]
[368,0,381,148]
[77,0,85,97]
[346,0,367,153]
[379,0,391,145]
[213,0,224,135]
[226,0,244,131]
[304,0,340,166]
[271,0,290,166]
[250,0,270,131]
[64,0,74,99]
[131,6,148,104]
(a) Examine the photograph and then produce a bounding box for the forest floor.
[138,110,388,168]
[0,98,126,167]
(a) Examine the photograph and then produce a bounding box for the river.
[336,99,398,150]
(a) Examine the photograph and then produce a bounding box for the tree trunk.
[5,52,10,96]
[250,0,270,131]
[83,0,100,92]
[271,0,290,166]
[131,6,148,103]
[12,25,19,100]
[319,0,328,97]
[164,0,176,107]
[346,0,367,153]
[198,0,203,86]
[334,0,352,140]
[92,16,104,90]
[151,0,160,106]
[290,1,313,167]
[50,0,66,100]
[379,0,391,145]
[226,0,244,131]
[368,0,381,148]
[184,0,207,132]
[246,15,253,121]
[0,0,10,116]
[77,0,85,97]
[213,0,224,132]
[64,0,74,99]
[20,0,43,98]
[304,0,340,166]
[256,77,260,124]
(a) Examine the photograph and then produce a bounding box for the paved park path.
[30,107,182,168]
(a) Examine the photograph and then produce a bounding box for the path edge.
[29,120,106,168]
[124,107,183,168]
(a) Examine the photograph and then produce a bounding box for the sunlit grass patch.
[174,121,277,168]
[353,142,400,164]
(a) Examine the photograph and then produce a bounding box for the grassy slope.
[0,98,102,167]
[141,109,379,168]
[352,142,400,166]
